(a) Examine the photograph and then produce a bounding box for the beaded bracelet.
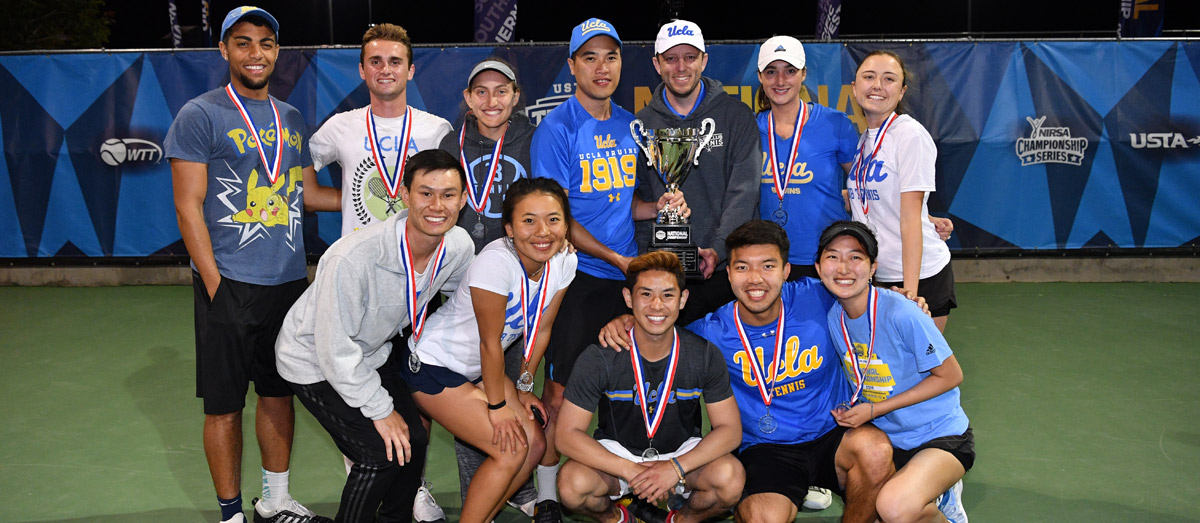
[670,457,686,486]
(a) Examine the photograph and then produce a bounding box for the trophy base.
[651,223,701,279]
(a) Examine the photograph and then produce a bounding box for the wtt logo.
[525,94,572,126]
[99,138,163,167]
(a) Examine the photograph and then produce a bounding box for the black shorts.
[893,427,975,472]
[876,262,957,317]
[192,272,306,415]
[736,426,848,509]
[545,271,628,385]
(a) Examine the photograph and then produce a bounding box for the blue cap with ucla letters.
[569,18,622,57]
[655,20,704,55]
[221,6,280,42]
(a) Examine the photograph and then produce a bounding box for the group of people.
[166,6,972,523]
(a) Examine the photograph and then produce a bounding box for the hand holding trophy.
[630,117,716,278]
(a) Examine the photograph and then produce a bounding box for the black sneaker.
[251,497,333,523]
[532,499,563,523]
[622,496,668,523]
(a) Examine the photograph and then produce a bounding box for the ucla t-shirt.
[531,97,638,280]
[164,86,312,285]
[757,103,858,265]
[688,277,850,450]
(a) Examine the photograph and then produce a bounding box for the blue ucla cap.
[569,18,622,57]
[221,6,280,42]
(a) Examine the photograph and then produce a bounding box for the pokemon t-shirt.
[165,87,312,285]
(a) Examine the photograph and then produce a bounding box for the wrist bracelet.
[670,457,686,485]
[487,399,507,410]
[869,403,875,419]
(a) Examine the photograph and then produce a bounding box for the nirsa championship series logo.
[1015,116,1088,166]
[99,138,163,167]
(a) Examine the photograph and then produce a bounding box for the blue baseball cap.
[569,18,621,57]
[221,6,280,42]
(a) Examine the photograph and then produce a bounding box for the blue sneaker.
[936,480,968,523]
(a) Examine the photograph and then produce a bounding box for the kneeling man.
[556,251,744,523]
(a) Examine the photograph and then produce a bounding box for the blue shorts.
[399,344,479,395]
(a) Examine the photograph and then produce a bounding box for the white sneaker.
[936,480,968,523]
[802,486,833,510]
[220,514,245,523]
[507,498,536,517]
[414,482,447,522]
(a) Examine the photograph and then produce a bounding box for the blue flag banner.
[475,0,518,43]
[1120,0,1166,38]
[1,41,1197,259]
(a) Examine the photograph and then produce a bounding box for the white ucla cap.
[758,35,806,72]
[655,20,705,55]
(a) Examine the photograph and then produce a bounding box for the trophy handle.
[693,118,716,166]
[630,119,655,167]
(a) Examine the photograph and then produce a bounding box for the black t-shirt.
[564,328,733,454]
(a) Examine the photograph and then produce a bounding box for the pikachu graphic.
[231,169,289,227]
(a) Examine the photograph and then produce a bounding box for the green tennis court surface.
[2,283,1198,522]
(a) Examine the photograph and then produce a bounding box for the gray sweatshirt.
[633,76,762,266]
[275,211,474,420]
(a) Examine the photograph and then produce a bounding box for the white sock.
[536,464,559,502]
[260,468,290,511]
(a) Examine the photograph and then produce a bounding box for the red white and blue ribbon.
[767,101,809,202]
[629,327,680,443]
[839,285,879,405]
[398,225,447,344]
[733,302,787,407]
[848,112,899,217]
[458,125,505,216]
[519,257,551,367]
[224,84,282,185]
[365,108,413,199]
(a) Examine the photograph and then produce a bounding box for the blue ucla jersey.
[827,289,969,450]
[531,97,639,280]
[757,103,859,265]
[688,277,850,450]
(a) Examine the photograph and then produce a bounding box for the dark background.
[101,0,1199,50]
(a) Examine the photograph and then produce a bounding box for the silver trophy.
[630,118,716,278]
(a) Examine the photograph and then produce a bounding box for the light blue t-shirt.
[165,87,312,285]
[530,96,638,280]
[757,103,858,266]
[827,288,969,450]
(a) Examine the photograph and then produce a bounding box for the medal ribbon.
[767,102,809,201]
[458,126,505,215]
[398,225,447,344]
[365,108,413,199]
[224,84,282,185]
[628,327,680,444]
[733,301,787,407]
[839,285,880,405]
[519,257,552,367]
[848,112,899,217]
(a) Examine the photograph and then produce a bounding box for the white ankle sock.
[536,464,559,502]
[259,468,290,511]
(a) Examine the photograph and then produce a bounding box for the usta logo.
[1129,133,1198,149]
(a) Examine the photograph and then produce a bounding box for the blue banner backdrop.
[1,41,1198,259]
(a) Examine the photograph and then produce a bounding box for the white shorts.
[598,437,701,499]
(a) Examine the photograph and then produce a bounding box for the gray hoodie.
[633,76,762,266]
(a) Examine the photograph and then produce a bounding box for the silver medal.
[772,207,788,227]
[517,370,535,393]
[472,217,485,239]
[758,413,777,434]
[408,351,421,374]
[641,447,660,459]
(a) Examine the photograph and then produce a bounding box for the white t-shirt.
[310,106,452,237]
[411,238,578,380]
[846,114,950,282]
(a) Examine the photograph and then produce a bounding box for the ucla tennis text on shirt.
[227,125,304,156]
